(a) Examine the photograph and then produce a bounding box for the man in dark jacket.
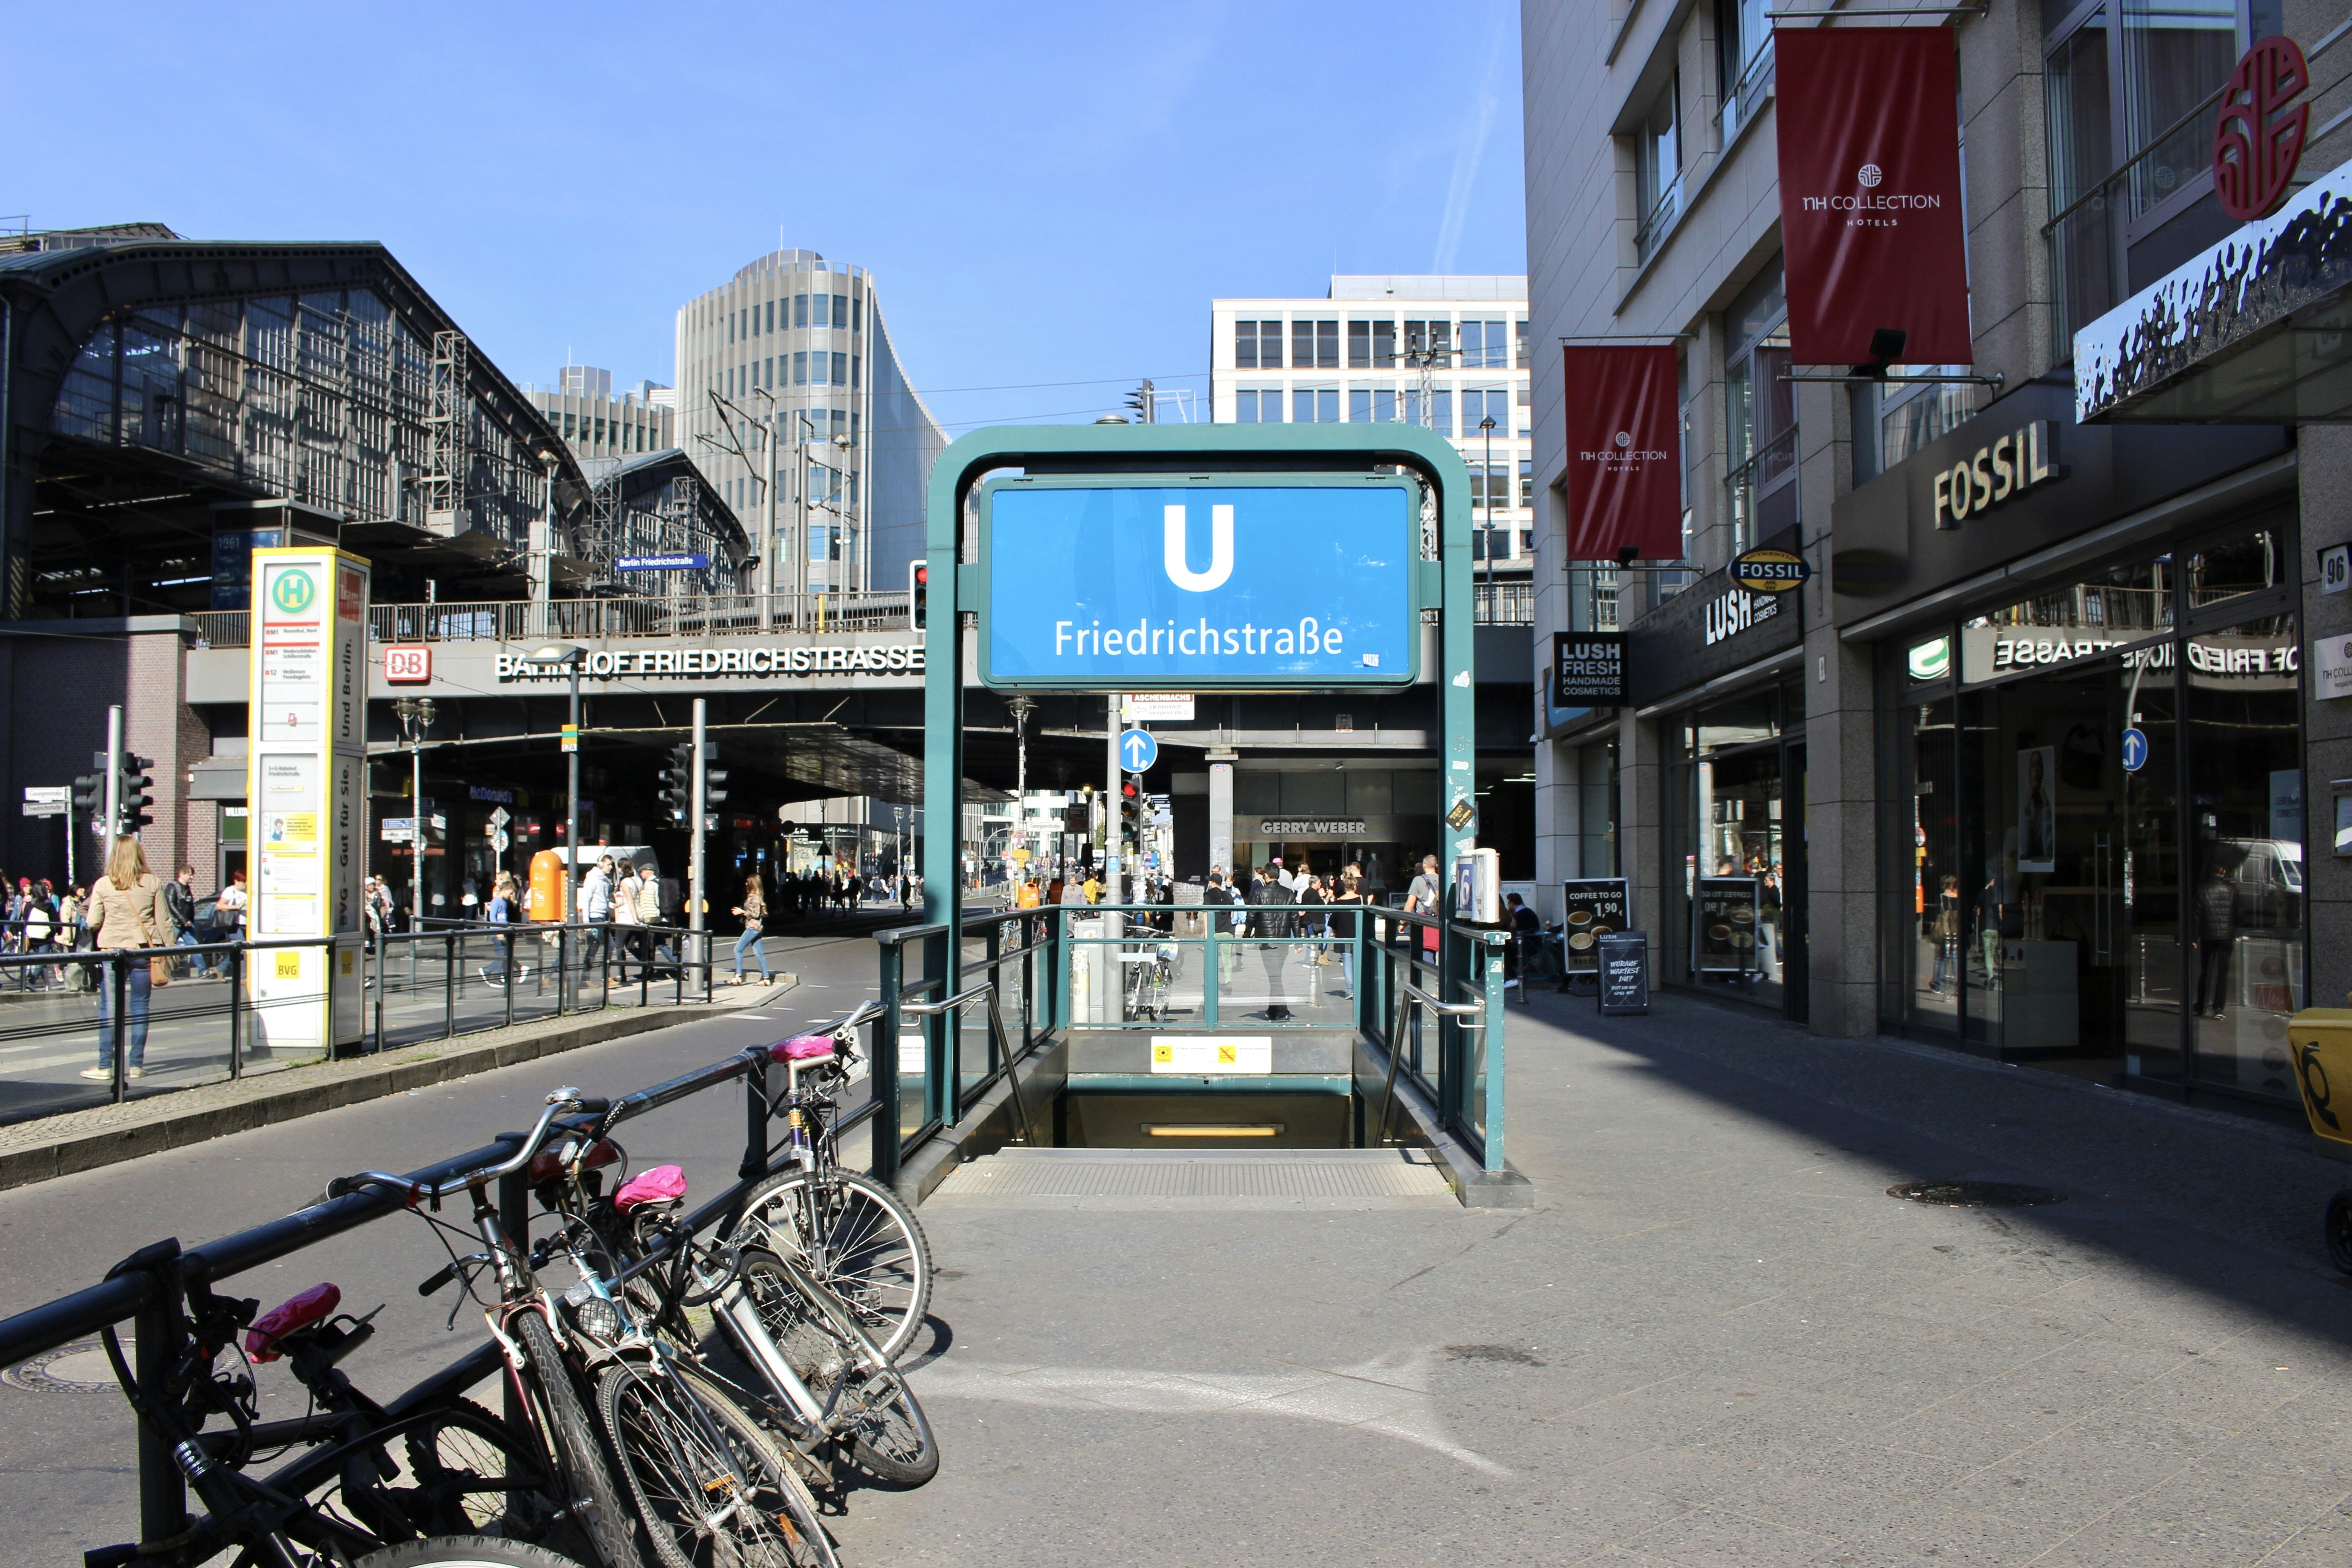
[2194,861,2236,1019]
[1248,862,1295,1020]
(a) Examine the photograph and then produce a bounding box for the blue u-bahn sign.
[979,477,1418,689]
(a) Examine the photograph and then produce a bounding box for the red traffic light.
[914,565,928,586]
[1121,780,1138,798]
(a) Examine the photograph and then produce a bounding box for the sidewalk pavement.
[0,974,794,1191]
[848,985,2352,1568]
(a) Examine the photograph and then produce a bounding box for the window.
[1517,384,1534,438]
[851,356,859,388]
[1724,258,1795,553]
[793,351,808,385]
[1470,461,1511,510]
[1519,458,1534,507]
[1347,387,1400,422]
[1292,387,1339,422]
[832,294,848,329]
[728,312,736,344]
[1236,319,1274,369]
[1236,389,1280,422]
[1515,319,1529,370]
[1635,76,1683,264]
[1716,0,1773,144]
[1460,321,1509,369]
[1293,319,1338,369]
[831,352,847,385]
[764,358,774,387]
[1462,386,1510,433]
[794,294,808,328]
[1404,319,1453,368]
[813,293,831,328]
[1348,319,1396,368]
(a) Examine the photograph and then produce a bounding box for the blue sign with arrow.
[2121,726,2149,772]
[1117,728,1158,773]
[980,478,1417,689]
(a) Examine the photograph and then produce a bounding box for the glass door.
[2120,649,2183,1086]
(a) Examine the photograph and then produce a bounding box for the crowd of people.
[1,857,246,1002]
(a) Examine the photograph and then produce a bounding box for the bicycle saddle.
[614,1164,688,1212]
[245,1282,341,1362]
[771,1034,841,1062]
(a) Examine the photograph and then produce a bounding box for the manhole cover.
[3,1337,123,1394]
[1888,1181,2063,1208]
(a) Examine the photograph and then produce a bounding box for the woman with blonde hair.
[729,872,770,985]
[82,837,172,1082]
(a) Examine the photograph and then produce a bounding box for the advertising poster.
[2018,745,2058,873]
[1560,878,1631,979]
[1695,877,1760,973]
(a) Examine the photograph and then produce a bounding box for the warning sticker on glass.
[1149,1036,1272,1074]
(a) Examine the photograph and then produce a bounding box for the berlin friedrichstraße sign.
[979,478,1417,689]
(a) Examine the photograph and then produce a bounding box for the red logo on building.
[2214,36,2309,222]
[384,646,431,683]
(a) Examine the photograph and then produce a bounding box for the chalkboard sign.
[1694,877,1759,974]
[1597,931,1649,1015]
[1559,878,1630,982]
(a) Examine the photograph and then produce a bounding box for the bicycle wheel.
[512,1309,645,1568]
[356,1537,586,1568]
[733,1168,931,1362]
[833,1362,940,1488]
[730,1255,938,1488]
[595,1360,837,1568]
[400,1397,560,1539]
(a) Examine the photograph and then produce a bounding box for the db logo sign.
[384,646,432,684]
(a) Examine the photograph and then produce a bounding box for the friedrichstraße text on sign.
[493,645,925,681]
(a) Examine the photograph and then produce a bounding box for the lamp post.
[1006,694,1034,872]
[832,431,858,591]
[524,643,586,923]
[1479,413,1499,622]
[392,696,437,931]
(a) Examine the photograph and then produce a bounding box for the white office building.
[1210,275,1534,622]
[674,249,944,598]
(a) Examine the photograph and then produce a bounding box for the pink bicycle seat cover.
[772,1034,840,1063]
[245,1282,342,1362]
[614,1164,688,1211]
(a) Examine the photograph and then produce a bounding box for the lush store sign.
[1701,585,1782,647]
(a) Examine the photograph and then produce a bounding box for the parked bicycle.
[81,1235,580,1568]
[336,1084,838,1568]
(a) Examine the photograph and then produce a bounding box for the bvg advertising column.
[244,548,370,1055]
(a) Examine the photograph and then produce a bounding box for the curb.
[0,982,796,1192]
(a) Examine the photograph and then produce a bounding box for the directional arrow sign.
[1117,728,1158,773]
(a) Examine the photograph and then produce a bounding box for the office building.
[525,368,676,463]
[1210,276,1534,624]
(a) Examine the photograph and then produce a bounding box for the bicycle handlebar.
[329,1088,596,1205]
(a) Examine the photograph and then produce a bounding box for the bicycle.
[524,1076,939,1494]
[731,1008,933,1364]
[340,1085,837,1568]
[79,1237,579,1568]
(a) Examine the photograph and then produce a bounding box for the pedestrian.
[82,837,170,1082]
[481,871,527,984]
[1406,853,1444,963]
[2194,860,2236,1019]
[613,860,643,981]
[1929,875,1960,994]
[581,853,616,967]
[167,865,216,979]
[1331,870,1366,997]
[1248,860,1296,1020]
[216,868,248,952]
[18,881,55,991]
[730,872,771,985]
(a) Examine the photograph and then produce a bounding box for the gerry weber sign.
[494,644,925,681]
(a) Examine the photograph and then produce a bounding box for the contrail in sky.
[1433,10,1511,274]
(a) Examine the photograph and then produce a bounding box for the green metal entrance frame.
[911,423,1505,1177]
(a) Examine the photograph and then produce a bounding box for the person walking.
[580,853,615,969]
[1248,860,1296,1021]
[1405,853,1443,965]
[2194,860,2237,1019]
[18,882,55,991]
[730,872,771,985]
[1330,870,1366,998]
[82,837,171,1081]
[166,865,211,979]
[480,871,527,984]
[613,860,644,982]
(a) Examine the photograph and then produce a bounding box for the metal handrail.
[898,981,993,1017]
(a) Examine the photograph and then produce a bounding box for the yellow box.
[2285,1009,2352,1160]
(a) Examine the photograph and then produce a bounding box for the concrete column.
[1620,708,1663,949]
[2301,428,2352,1011]
[1207,752,1234,882]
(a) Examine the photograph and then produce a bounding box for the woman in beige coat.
[82,837,171,1081]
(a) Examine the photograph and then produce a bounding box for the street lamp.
[831,431,857,591]
[1005,695,1035,875]
[524,643,586,923]
[392,696,437,931]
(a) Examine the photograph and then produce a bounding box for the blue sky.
[6,2,1524,432]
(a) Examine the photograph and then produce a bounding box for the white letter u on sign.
[1163,503,1234,592]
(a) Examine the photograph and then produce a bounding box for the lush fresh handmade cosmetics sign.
[980,480,1416,688]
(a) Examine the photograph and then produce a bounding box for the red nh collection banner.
[1774,28,1972,366]
[1562,346,1682,562]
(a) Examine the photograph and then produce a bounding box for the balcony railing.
[1474,581,1534,625]
[1635,173,1686,267]
[1720,43,1775,148]
[191,591,916,650]
[1725,425,1799,554]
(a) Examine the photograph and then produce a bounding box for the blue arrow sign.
[1118,728,1158,772]
[2121,726,2149,772]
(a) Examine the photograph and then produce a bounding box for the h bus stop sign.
[1597,931,1650,1016]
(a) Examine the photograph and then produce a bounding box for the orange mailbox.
[527,850,565,923]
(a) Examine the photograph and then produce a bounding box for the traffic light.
[1124,378,1156,424]
[911,563,927,630]
[71,771,104,825]
[658,742,692,825]
[117,754,154,834]
[1117,778,1142,847]
[701,744,728,809]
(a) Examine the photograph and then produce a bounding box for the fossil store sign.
[493,644,926,682]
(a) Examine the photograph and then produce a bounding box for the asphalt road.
[0,927,890,1566]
